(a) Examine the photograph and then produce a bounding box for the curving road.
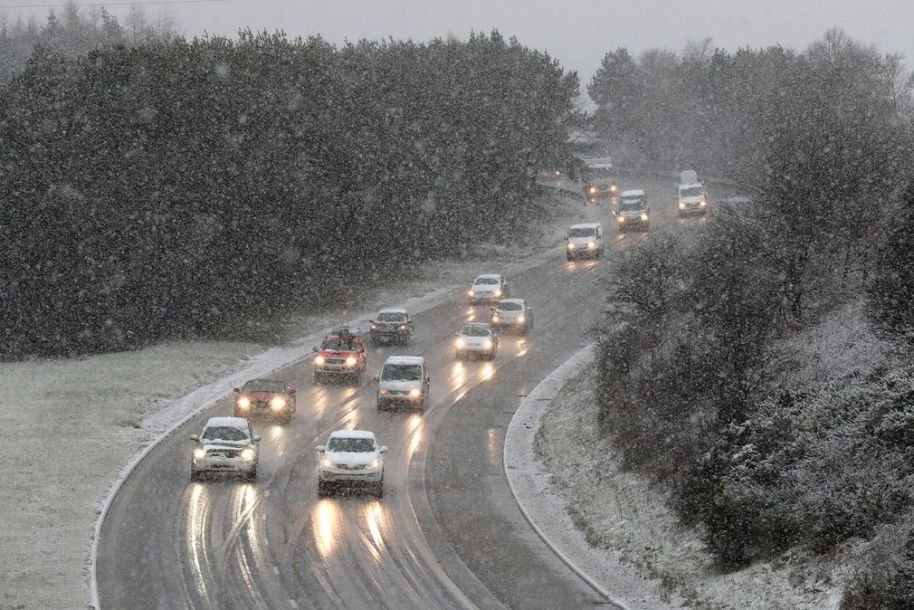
[97,179,702,609]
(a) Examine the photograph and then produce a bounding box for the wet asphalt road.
[97,180,702,609]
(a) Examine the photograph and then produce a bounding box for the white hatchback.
[455,323,498,360]
[190,417,260,481]
[467,274,509,305]
[317,430,387,497]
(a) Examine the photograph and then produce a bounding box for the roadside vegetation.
[0,22,579,359]
[590,30,914,607]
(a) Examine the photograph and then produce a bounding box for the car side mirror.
[312,346,319,352]
[232,387,240,393]
[380,446,388,453]
[373,375,380,382]
[289,388,296,394]
[426,375,431,383]
[190,434,199,441]
[316,445,325,452]
[253,435,261,443]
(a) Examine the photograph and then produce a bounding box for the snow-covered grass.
[535,369,841,610]
[0,193,589,610]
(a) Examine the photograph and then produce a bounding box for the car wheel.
[190,470,201,482]
[376,400,385,411]
[317,481,326,497]
[314,373,322,384]
[281,413,292,425]
[375,479,384,498]
[245,468,257,482]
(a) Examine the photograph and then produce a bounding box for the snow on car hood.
[325,451,379,466]
[201,440,250,450]
[379,380,422,391]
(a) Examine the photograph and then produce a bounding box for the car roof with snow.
[378,308,407,315]
[620,189,645,198]
[474,273,503,281]
[570,222,601,231]
[497,298,525,307]
[204,416,250,430]
[328,429,377,440]
[383,356,425,366]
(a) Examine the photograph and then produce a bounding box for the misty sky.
[4,0,914,89]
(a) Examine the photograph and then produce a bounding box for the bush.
[842,512,914,610]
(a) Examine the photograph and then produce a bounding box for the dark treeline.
[0,30,579,358]
[591,30,914,607]
[0,0,177,82]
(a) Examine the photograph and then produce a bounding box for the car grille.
[208,449,240,458]
[338,464,367,470]
[326,358,344,365]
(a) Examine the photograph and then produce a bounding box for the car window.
[474,277,499,285]
[328,437,376,452]
[568,228,596,238]
[242,379,285,392]
[381,364,423,381]
[377,311,406,322]
[202,426,248,442]
[680,186,704,197]
[621,200,644,211]
[462,325,492,337]
[322,338,357,350]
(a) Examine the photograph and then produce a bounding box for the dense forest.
[0,29,579,359]
[591,30,914,608]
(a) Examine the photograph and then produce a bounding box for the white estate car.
[455,322,498,360]
[617,189,651,232]
[566,222,605,260]
[317,430,387,497]
[677,182,708,216]
[190,417,260,481]
[467,273,509,304]
[375,356,430,411]
[491,298,534,334]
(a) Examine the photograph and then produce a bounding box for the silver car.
[455,323,498,360]
[317,430,387,498]
[491,298,534,334]
[190,417,260,481]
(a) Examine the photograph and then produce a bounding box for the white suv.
[375,356,430,411]
[317,430,387,498]
[467,274,509,305]
[190,417,260,481]
[566,223,604,260]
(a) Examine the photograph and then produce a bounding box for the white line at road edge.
[87,242,570,609]
[503,344,633,610]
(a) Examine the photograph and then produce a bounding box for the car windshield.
[569,228,596,238]
[381,364,423,381]
[498,302,523,311]
[474,277,499,285]
[322,337,357,351]
[202,426,248,442]
[680,186,704,198]
[583,167,613,179]
[328,437,375,452]
[242,379,285,392]
[621,200,644,211]
[462,325,492,337]
[377,312,406,322]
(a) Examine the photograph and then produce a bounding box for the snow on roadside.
[535,369,838,610]
[0,193,591,610]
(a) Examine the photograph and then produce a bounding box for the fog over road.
[97,178,701,609]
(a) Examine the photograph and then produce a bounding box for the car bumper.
[468,295,500,304]
[678,206,707,215]
[192,458,256,474]
[315,365,361,374]
[378,393,424,406]
[319,469,382,483]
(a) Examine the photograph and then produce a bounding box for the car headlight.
[241,448,255,461]
[587,242,595,249]
[315,356,325,365]
[483,339,493,349]
[270,396,286,410]
[371,324,377,329]
[370,458,381,470]
[455,338,465,349]
[321,458,334,469]
[494,289,502,297]
[700,200,706,207]
[193,448,206,460]
[468,289,474,296]
[617,216,625,223]
[345,356,357,366]
[399,325,406,330]
[237,396,250,409]
[611,184,618,192]
[409,388,421,398]
[492,314,500,322]
[379,388,389,395]
[518,315,525,323]
[641,213,649,221]
[589,187,596,193]
[567,243,575,249]
[678,201,685,209]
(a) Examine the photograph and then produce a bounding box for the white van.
[565,223,604,260]
[677,182,708,216]
[375,356,430,411]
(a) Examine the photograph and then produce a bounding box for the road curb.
[503,344,634,610]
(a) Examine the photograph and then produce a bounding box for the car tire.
[376,400,385,411]
[317,481,327,497]
[244,468,257,482]
[281,413,292,425]
[190,470,201,482]
[314,372,322,384]
[375,479,384,498]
